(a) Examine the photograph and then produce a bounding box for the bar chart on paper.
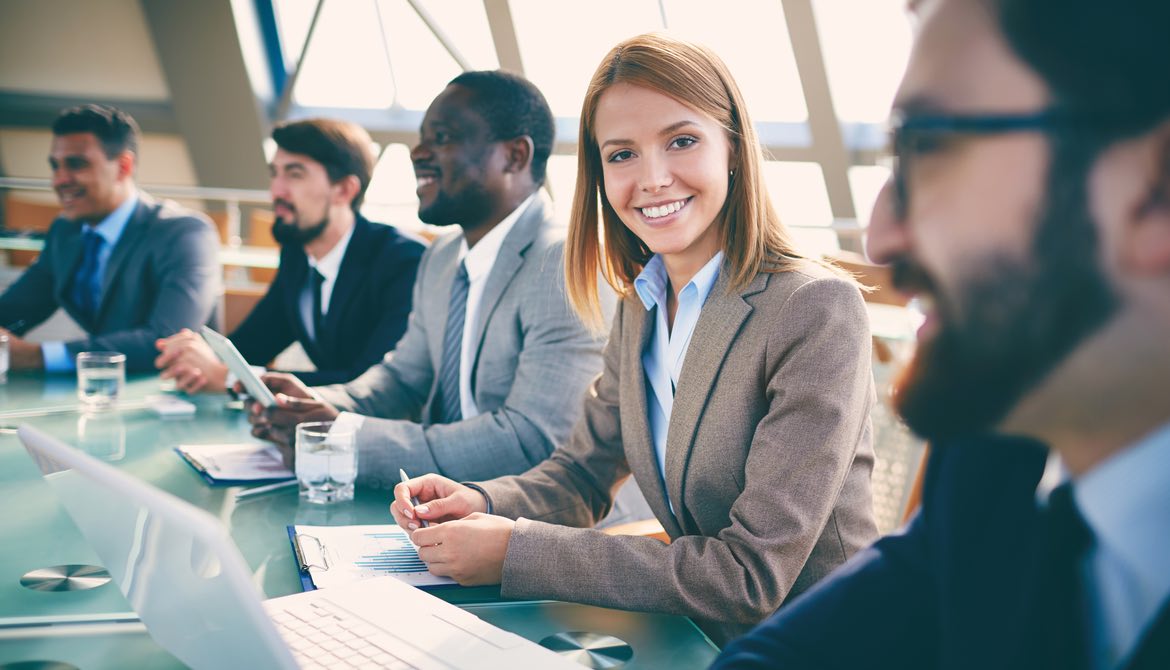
[354,530,428,573]
[293,524,456,590]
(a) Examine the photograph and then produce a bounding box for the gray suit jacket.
[475,262,879,646]
[315,196,612,489]
[0,194,221,371]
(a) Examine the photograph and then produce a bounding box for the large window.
[270,0,910,239]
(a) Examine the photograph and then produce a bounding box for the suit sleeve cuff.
[41,342,74,372]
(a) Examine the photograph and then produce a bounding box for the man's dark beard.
[418,182,494,227]
[893,140,1120,440]
[271,215,328,246]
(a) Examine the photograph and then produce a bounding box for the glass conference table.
[0,374,718,669]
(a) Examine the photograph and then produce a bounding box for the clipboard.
[174,444,295,487]
[286,524,457,592]
[287,526,322,591]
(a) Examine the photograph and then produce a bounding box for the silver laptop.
[18,424,578,670]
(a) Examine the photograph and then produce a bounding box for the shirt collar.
[307,221,355,283]
[86,190,139,246]
[1074,420,1170,596]
[634,251,724,312]
[459,193,535,282]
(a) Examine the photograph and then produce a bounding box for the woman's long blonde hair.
[566,32,823,331]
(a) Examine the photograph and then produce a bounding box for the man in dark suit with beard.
[155,118,424,389]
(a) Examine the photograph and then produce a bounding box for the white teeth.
[640,199,686,219]
[416,176,435,187]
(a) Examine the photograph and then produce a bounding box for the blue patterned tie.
[71,228,104,322]
[435,261,469,424]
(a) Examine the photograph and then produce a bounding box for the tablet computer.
[200,326,277,408]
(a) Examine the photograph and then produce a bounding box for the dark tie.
[1031,482,1094,670]
[310,268,326,342]
[435,262,469,424]
[71,228,104,323]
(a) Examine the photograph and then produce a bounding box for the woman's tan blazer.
[475,260,879,645]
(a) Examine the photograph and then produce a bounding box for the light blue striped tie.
[435,261,469,424]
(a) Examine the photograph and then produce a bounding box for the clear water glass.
[295,421,357,504]
[76,352,126,411]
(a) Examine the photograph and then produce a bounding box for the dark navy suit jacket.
[230,215,424,386]
[713,434,1170,670]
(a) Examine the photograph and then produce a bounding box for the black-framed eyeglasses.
[886,110,1127,219]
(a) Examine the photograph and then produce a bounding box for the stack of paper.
[176,442,295,486]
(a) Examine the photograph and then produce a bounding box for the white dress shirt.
[1038,420,1170,669]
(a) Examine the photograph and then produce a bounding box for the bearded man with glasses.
[714,0,1170,668]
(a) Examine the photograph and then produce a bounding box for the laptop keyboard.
[271,599,419,670]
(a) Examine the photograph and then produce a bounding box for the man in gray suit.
[0,104,220,372]
[249,71,616,491]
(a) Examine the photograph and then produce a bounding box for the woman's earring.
[729,169,735,178]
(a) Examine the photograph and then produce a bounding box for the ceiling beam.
[483,0,525,75]
[782,0,859,250]
[140,0,270,190]
[0,91,178,134]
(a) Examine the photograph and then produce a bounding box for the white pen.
[399,468,429,528]
[234,479,298,500]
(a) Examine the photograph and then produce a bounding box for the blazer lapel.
[95,200,149,324]
[1123,598,1170,670]
[466,197,545,383]
[622,300,682,537]
[663,267,768,527]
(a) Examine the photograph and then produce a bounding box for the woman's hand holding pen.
[393,470,512,584]
[391,473,512,585]
[391,473,486,529]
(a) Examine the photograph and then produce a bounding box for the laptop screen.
[19,425,297,669]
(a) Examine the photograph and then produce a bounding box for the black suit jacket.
[0,195,220,371]
[230,215,424,386]
[713,434,1170,670]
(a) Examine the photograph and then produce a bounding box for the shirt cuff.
[331,411,366,434]
[41,342,74,372]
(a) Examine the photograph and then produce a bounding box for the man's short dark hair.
[271,118,376,210]
[52,104,140,159]
[996,0,1170,140]
[448,70,555,185]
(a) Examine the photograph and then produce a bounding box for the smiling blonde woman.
[392,33,879,645]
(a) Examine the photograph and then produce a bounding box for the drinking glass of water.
[295,421,357,504]
[76,352,126,411]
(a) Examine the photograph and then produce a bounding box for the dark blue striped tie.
[71,228,104,323]
[435,261,469,424]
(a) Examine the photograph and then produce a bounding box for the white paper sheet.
[293,524,455,589]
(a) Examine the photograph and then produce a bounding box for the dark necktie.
[310,268,326,342]
[71,228,104,323]
[435,262,469,424]
[1031,482,1094,670]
